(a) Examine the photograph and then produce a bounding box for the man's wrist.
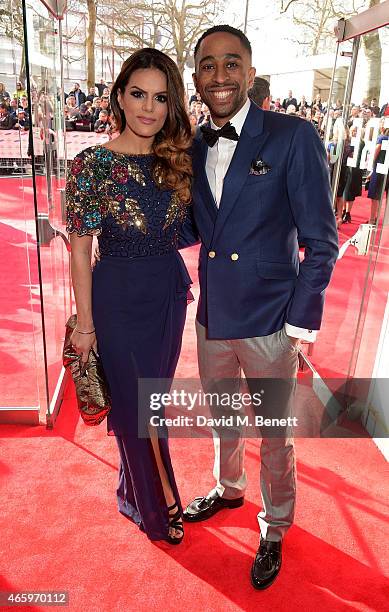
[284,323,317,343]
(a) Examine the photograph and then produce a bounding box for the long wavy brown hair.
[110,48,192,204]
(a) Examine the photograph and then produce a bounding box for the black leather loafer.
[251,538,282,590]
[183,490,244,522]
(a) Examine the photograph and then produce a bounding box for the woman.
[312,93,322,114]
[366,122,389,224]
[13,81,27,101]
[342,125,364,223]
[66,48,193,544]
[297,95,309,111]
[0,82,10,103]
[327,124,351,227]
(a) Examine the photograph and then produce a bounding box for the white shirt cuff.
[284,323,317,342]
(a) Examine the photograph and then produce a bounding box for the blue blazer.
[180,102,339,340]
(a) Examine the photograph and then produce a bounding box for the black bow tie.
[200,121,239,147]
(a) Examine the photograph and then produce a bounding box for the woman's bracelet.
[75,327,95,335]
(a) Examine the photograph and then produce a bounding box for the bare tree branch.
[280,0,299,12]
[95,0,225,75]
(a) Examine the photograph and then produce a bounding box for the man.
[282,89,297,110]
[74,103,93,131]
[9,97,19,122]
[334,98,343,111]
[248,76,270,110]
[193,99,205,125]
[286,103,297,115]
[94,109,110,133]
[189,90,202,105]
[69,83,86,107]
[95,78,108,97]
[370,98,380,117]
[93,97,110,123]
[348,105,360,127]
[297,95,309,111]
[0,103,14,129]
[180,25,338,589]
[86,86,97,103]
[13,108,29,130]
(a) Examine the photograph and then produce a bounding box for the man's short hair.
[194,25,252,59]
[248,77,270,108]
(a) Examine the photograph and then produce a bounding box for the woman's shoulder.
[70,145,111,173]
[73,145,101,161]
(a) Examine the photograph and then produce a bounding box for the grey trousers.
[196,320,299,542]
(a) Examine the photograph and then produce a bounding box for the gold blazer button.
[209,250,216,258]
[231,253,239,261]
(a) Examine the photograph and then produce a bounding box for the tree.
[360,0,381,101]
[279,0,383,101]
[279,0,366,55]
[86,0,97,88]
[0,0,26,81]
[96,0,225,76]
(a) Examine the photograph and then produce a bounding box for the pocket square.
[249,158,271,175]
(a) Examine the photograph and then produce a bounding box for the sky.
[183,0,323,95]
[217,0,308,69]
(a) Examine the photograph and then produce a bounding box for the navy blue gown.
[66,145,192,540]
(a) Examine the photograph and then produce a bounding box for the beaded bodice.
[66,145,188,258]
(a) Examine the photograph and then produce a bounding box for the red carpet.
[308,191,389,379]
[0,401,388,610]
[1,179,388,609]
[0,176,70,408]
[1,236,389,610]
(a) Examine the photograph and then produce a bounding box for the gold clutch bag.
[63,315,111,426]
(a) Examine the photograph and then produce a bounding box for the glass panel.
[0,0,71,423]
[0,0,42,419]
[24,0,72,422]
[351,26,389,377]
[303,26,389,392]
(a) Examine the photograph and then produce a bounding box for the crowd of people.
[1,75,387,226]
[0,81,31,131]
[62,80,120,136]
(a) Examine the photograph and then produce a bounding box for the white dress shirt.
[204,99,317,343]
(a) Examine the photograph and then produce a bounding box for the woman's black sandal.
[167,502,184,545]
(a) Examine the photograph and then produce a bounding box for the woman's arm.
[373,142,382,163]
[69,233,96,362]
[177,206,200,249]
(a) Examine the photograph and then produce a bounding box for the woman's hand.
[70,329,97,364]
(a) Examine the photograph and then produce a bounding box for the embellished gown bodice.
[66,145,187,257]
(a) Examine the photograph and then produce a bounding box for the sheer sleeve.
[66,149,102,236]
